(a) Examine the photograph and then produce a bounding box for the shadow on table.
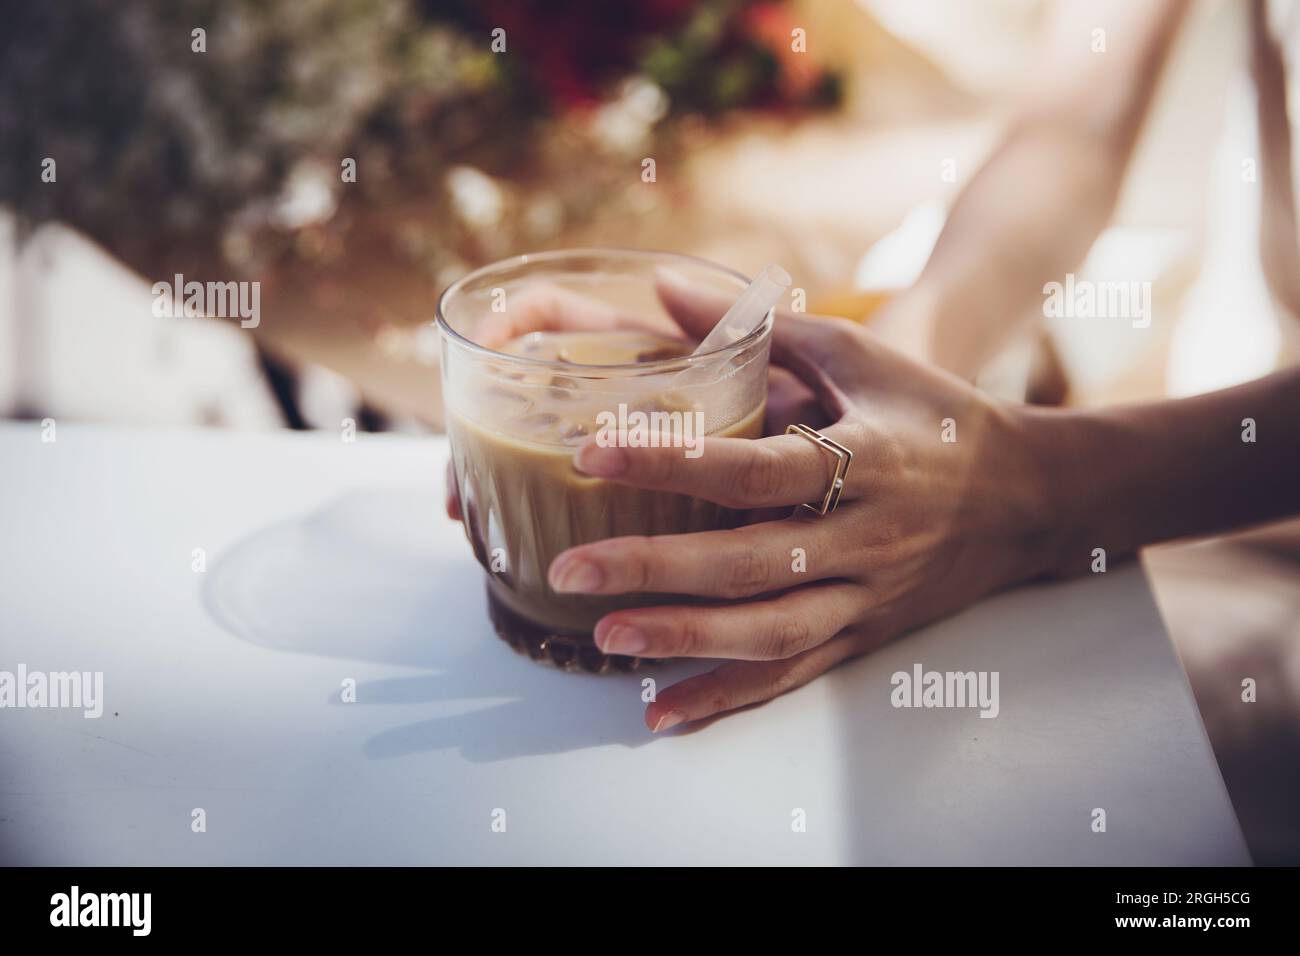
[203,488,702,762]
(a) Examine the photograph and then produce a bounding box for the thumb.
[654,266,856,412]
[654,265,832,354]
[652,266,735,340]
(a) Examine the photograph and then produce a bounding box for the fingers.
[476,284,683,349]
[550,517,853,598]
[644,625,892,732]
[572,425,865,509]
[594,582,871,661]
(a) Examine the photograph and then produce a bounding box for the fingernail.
[598,623,647,656]
[575,443,627,477]
[550,557,603,593]
[652,710,686,733]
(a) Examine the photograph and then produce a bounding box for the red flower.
[743,1,822,101]
[476,0,697,108]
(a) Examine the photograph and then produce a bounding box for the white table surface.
[0,423,1249,865]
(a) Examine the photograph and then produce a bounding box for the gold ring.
[785,424,853,515]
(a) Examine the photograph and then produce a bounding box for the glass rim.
[434,247,774,375]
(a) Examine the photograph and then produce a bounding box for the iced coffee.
[437,251,772,672]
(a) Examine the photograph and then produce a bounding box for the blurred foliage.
[0,0,840,284]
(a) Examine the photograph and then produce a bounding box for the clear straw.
[689,263,791,356]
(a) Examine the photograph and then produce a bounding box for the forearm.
[1023,366,1300,574]
[915,125,1128,378]
[893,0,1189,379]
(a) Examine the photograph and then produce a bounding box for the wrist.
[909,276,1007,382]
[866,284,943,367]
[1001,403,1098,579]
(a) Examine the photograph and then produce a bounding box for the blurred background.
[1,0,1297,861]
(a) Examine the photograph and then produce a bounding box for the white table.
[0,423,1249,865]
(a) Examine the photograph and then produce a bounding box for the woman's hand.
[547,293,1061,732]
